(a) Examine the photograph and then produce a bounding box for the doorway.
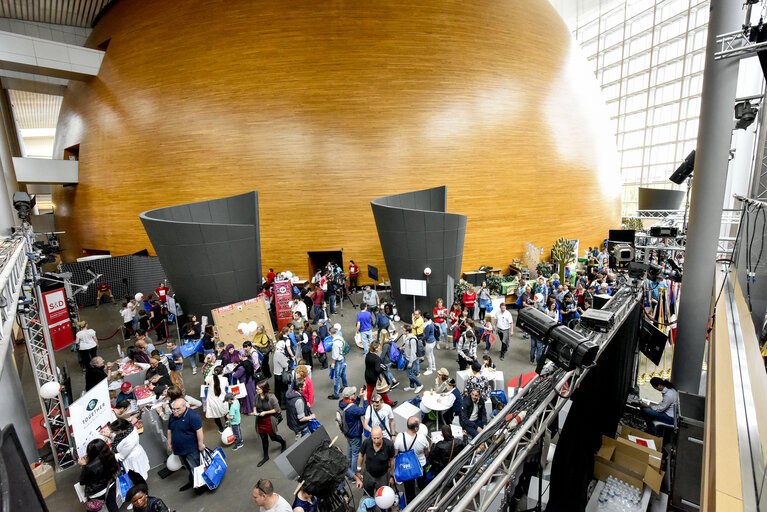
[307,250,343,280]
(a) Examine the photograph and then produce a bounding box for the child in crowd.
[482,355,496,370]
[226,392,243,450]
[481,318,494,354]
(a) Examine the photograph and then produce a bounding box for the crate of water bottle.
[596,476,642,511]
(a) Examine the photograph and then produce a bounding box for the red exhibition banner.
[42,288,75,351]
[273,280,293,331]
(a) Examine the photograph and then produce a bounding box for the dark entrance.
[307,250,343,279]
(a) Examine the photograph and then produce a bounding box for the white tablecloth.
[420,391,455,413]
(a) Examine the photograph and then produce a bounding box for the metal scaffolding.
[16,224,75,470]
[406,283,643,512]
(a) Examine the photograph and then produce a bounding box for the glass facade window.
[572,0,710,215]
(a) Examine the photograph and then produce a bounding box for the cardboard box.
[619,425,663,454]
[593,436,664,493]
[31,462,56,498]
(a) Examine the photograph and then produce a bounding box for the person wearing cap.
[225,392,243,450]
[339,386,366,479]
[441,378,462,426]
[116,382,136,403]
[328,327,348,399]
[434,368,450,393]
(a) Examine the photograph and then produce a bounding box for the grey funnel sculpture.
[371,186,466,319]
[140,191,262,318]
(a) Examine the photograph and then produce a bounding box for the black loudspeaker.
[593,294,611,310]
[649,226,679,237]
[0,425,49,512]
[638,316,667,365]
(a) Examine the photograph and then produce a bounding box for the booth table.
[456,369,505,392]
[393,402,421,434]
[420,391,455,431]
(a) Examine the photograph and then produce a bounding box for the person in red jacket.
[266,268,276,284]
[462,287,477,320]
[155,282,169,303]
[96,282,115,307]
[348,260,360,292]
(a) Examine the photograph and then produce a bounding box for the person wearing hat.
[225,392,243,450]
[434,368,450,394]
[441,378,463,426]
[116,382,136,404]
[338,386,366,479]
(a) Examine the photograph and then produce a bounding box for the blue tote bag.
[393,433,423,483]
[180,339,204,358]
[202,448,227,489]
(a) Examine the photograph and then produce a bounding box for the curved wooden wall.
[52,0,621,281]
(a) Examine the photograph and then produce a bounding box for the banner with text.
[69,379,112,457]
[42,287,75,351]
[274,280,293,331]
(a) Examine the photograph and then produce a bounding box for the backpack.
[342,337,351,356]
[336,403,352,435]
[389,342,401,363]
[323,335,334,353]
[415,337,425,358]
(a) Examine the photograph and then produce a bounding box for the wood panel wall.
[52,0,622,283]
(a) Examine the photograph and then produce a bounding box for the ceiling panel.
[0,0,112,28]
[7,89,62,129]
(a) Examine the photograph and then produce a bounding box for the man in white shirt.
[394,416,430,504]
[494,303,514,361]
[328,327,348,399]
[252,479,292,512]
[291,298,308,320]
[363,393,396,440]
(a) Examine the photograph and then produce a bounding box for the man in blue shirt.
[356,304,374,355]
[167,398,206,492]
[339,386,366,479]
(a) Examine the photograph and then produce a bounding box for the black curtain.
[546,304,642,511]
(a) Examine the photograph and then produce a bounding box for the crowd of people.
[70,252,676,512]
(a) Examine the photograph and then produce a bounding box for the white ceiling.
[0,0,111,28]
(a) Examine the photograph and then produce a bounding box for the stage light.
[735,100,757,130]
[516,307,598,371]
[669,150,695,185]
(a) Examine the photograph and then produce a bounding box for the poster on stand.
[69,379,112,457]
[274,280,293,331]
[42,288,75,351]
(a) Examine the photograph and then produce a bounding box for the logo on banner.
[86,399,98,411]
[45,290,66,313]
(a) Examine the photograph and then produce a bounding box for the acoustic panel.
[372,186,466,318]
[139,191,262,318]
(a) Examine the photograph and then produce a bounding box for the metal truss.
[714,28,767,60]
[407,285,643,512]
[16,225,75,470]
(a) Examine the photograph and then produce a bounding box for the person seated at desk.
[113,399,140,424]
[430,424,466,477]
[464,360,490,401]
[433,368,450,393]
[116,382,136,403]
[441,379,462,426]
[481,355,496,371]
[460,390,486,439]
[639,377,678,434]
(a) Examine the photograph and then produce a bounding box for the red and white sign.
[274,280,293,331]
[42,288,74,351]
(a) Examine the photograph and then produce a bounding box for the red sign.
[274,280,293,331]
[42,288,75,351]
